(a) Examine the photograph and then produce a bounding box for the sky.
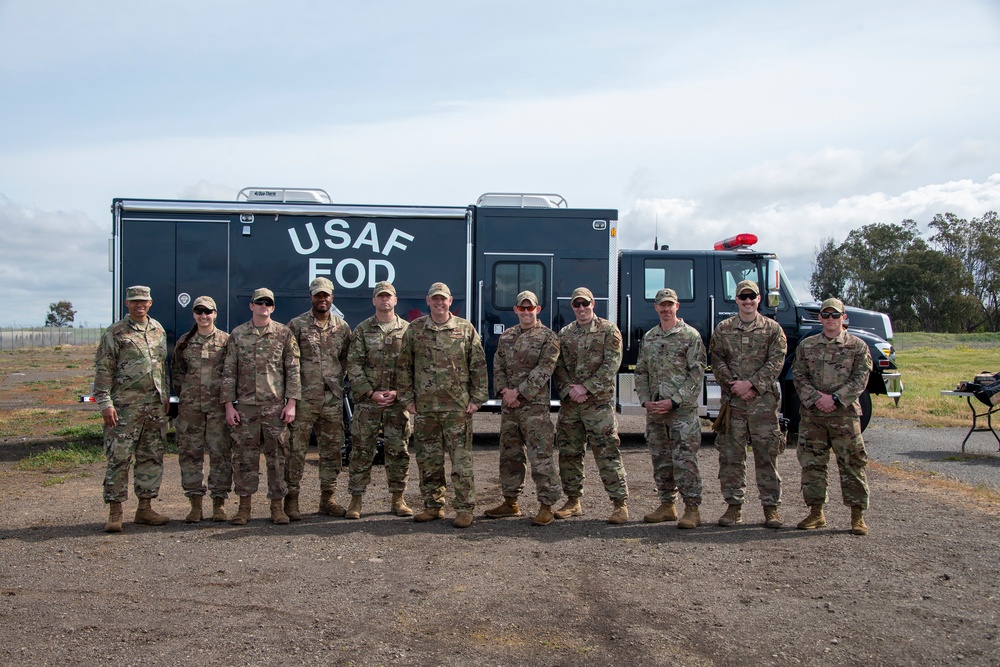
[1,0,999,328]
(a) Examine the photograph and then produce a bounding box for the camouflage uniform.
[710,312,787,507]
[172,327,232,499]
[346,314,411,495]
[221,320,301,500]
[792,330,873,509]
[553,316,628,501]
[286,311,351,495]
[398,314,488,512]
[493,322,563,506]
[94,315,169,503]
[635,319,706,505]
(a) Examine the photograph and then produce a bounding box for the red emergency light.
[714,233,758,250]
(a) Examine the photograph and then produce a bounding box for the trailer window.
[494,262,545,308]
[643,259,694,301]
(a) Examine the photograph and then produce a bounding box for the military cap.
[125,285,152,301]
[570,287,594,304]
[654,288,679,304]
[373,281,396,297]
[820,297,845,313]
[192,295,216,310]
[309,277,334,295]
[251,287,275,303]
[427,282,452,298]
[516,290,539,307]
[736,280,759,296]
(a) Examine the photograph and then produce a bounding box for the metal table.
[940,390,1000,453]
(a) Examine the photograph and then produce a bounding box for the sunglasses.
[572,300,592,308]
[253,299,274,307]
[514,305,537,312]
[193,307,215,315]
[819,311,843,319]
[736,293,757,301]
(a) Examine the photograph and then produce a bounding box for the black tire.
[859,390,872,433]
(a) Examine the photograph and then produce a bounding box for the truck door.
[479,253,554,403]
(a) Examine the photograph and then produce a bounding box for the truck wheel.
[859,390,872,432]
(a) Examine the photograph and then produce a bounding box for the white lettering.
[368,259,394,286]
[352,222,380,252]
[309,258,333,282]
[288,223,320,255]
[382,228,414,256]
[336,258,365,288]
[323,219,351,250]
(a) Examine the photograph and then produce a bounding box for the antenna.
[654,213,659,250]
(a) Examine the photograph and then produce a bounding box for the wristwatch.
[832,394,842,407]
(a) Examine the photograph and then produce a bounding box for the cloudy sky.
[2,0,999,327]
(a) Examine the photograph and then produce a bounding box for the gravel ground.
[1,415,998,666]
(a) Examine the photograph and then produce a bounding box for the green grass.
[53,423,104,440]
[17,444,104,472]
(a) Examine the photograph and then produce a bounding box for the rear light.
[714,233,758,250]
[879,359,891,368]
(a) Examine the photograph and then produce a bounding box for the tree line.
[809,211,1000,333]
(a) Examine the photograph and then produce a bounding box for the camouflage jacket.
[287,311,351,402]
[346,314,408,401]
[493,322,560,405]
[171,327,230,412]
[221,320,301,406]
[709,313,787,402]
[553,316,622,404]
[635,319,706,410]
[93,316,169,411]
[397,314,488,413]
[792,331,872,417]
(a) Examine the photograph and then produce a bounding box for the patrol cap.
[192,295,216,310]
[570,287,594,304]
[427,282,452,298]
[309,277,334,296]
[251,287,275,303]
[821,297,845,313]
[654,288,678,304]
[516,290,539,307]
[125,285,152,301]
[736,280,759,296]
[373,281,396,297]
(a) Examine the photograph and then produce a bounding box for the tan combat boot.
[643,501,678,523]
[270,498,290,525]
[185,496,203,523]
[850,506,869,536]
[211,497,228,522]
[532,504,554,526]
[413,506,445,522]
[763,505,783,529]
[484,496,522,518]
[453,511,474,528]
[319,489,347,517]
[553,496,582,519]
[717,504,743,527]
[283,492,302,521]
[391,492,413,517]
[134,498,169,526]
[105,501,123,533]
[346,495,363,520]
[677,504,701,529]
[608,499,629,525]
[230,495,252,525]
[797,504,826,530]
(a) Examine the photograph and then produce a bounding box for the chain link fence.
[0,327,106,351]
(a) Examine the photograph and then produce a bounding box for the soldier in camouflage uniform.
[285,277,352,520]
[552,286,630,524]
[792,297,873,536]
[222,288,301,525]
[94,285,170,533]
[171,296,232,523]
[398,282,488,529]
[709,280,788,529]
[635,288,707,529]
[345,281,412,519]
[484,290,562,526]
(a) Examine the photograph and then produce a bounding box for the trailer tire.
[859,390,872,433]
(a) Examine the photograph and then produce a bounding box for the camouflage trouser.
[287,390,344,494]
[498,403,562,506]
[175,403,232,499]
[555,401,628,501]
[103,402,167,503]
[717,394,784,507]
[413,411,475,512]
[797,412,869,510]
[646,408,702,505]
[348,399,412,495]
[230,403,289,500]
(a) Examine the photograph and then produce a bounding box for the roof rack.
[476,192,567,208]
[237,187,332,204]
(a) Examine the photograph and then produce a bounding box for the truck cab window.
[720,260,760,302]
[643,258,694,301]
[493,262,545,309]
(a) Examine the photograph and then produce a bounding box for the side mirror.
[766,290,780,309]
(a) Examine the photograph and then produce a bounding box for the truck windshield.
[778,262,800,306]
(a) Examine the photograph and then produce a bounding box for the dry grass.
[870,461,1000,515]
